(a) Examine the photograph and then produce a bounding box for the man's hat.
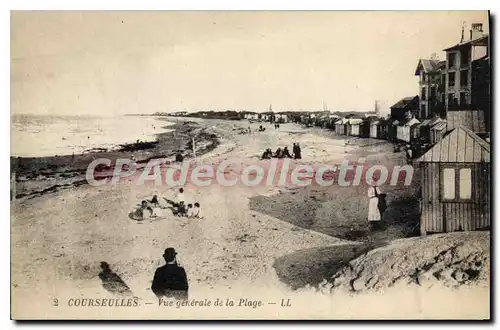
[164,247,177,258]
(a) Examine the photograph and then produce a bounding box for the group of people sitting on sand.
[261,143,302,160]
[131,188,203,221]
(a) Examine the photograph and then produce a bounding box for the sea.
[11,114,174,158]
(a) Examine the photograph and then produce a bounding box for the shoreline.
[11,119,220,199]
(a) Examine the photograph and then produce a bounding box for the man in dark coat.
[151,248,189,300]
[293,143,302,159]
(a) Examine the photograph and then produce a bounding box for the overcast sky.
[11,11,489,116]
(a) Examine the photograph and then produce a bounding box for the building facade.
[390,96,419,121]
[443,23,489,114]
[415,59,446,119]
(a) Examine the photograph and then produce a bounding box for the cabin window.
[441,166,474,202]
[459,168,472,199]
[443,168,456,200]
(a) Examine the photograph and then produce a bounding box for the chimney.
[470,23,484,41]
[460,22,466,43]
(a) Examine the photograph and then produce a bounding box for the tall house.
[415,59,446,119]
[443,23,489,118]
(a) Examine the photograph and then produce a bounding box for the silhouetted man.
[99,262,133,296]
[151,248,189,300]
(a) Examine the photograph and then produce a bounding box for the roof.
[401,117,420,127]
[391,96,419,109]
[430,121,447,131]
[415,59,442,75]
[348,118,363,125]
[419,119,432,127]
[443,35,489,52]
[474,54,489,62]
[447,110,486,133]
[428,117,444,127]
[417,126,490,163]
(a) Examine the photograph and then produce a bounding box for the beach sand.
[10,119,490,319]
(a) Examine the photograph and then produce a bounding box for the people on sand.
[367,185,385,231]
[175,188,186,216]
[186,204,194,217]
[132,200,155,221]
[261,148,272,160]
[192,202,203,219]
[293,143,302,159]
[149,195,160,208]
[283,147,292,158]
[275,147,283,159]
[151,248,189,300]
[186,202,203,219]
[163,188,188,216]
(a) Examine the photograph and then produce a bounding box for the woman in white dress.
[367,185,382,231]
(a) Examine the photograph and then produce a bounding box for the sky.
[11,11,489,116]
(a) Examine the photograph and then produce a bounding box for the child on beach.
[132,200,155,221]
[186,203,203,218]
[192,202,203,219]
[186,204,194,217]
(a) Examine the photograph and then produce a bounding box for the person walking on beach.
[151,248,189,300]
[367,185,383,231]
[293,143,302,159]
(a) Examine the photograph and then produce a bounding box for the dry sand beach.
[11,119,490,319]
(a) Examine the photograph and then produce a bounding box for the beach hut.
[420,117,443,145]
[418,118,432,144]
[430,120,447,145]
[387,119,399,141]
[360,118,371,138]
[377,119,388,140]
[369,120,380,138]
[335,118,347,135]
[417,126,490,235]
[348,118,363,136]
[411,122,422,142]
[396,117,420,143]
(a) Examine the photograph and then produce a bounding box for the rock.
[351,278,365,292]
